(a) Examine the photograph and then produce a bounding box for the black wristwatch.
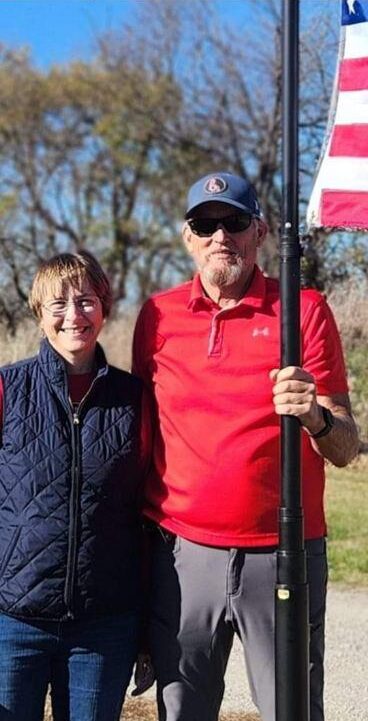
[311,407,335,439]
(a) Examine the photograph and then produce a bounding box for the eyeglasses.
[42,297,100,317]
[187,213,253,237]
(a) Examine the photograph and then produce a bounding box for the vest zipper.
[63,374,101,619]
[64,410,81,619]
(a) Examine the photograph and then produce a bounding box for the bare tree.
[0,3,365,329]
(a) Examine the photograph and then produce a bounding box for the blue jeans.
[0,612,139,721]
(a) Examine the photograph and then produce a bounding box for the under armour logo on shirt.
[252,327,270,337]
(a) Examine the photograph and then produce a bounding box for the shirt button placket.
[208,312,224,357]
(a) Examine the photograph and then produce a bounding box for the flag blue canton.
[342,0,368,25]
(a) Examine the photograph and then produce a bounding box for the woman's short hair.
[29,250,113,319]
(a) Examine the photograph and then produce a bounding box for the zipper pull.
[73,413,80,425]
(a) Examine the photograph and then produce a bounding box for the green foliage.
[326,463,368,586]
[0,43,192,319]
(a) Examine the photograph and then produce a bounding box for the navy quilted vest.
[0,339,143,621]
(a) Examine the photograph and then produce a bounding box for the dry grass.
[0,313,136,372]
[44,695,260,720]
[0,318,39,366]
[123,698,260,721]
[328,282,368,445]
[328,280,368,351]
[99,311,137,371]
[0,311,137,371]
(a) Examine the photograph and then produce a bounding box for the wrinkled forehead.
[190,201,238,219]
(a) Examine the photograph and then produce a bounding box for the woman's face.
[39,279,104,370]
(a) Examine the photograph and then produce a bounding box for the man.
[132,172,359,721]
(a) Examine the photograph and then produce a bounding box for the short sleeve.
[132,299,165,385]
[301,294,348,395]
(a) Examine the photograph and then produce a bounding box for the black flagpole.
[275,2,309,720]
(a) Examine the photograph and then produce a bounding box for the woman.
[0,251,150,721]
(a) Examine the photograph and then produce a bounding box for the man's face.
[183,202,267,290]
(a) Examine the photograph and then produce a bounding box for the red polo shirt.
[133,266,348,547]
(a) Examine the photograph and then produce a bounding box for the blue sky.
[0,0,251,68]
[0,0,341,69]
[0,1,136,67]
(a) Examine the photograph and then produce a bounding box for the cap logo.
[204,176,227,195]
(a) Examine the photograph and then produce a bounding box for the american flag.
[307,0,368,230]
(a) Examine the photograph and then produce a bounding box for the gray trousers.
[149,530,327,721]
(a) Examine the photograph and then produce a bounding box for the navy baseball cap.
[185,172,262,219]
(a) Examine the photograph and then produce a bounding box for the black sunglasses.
[187,213,253,237]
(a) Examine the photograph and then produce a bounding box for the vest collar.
[38,339,108,385]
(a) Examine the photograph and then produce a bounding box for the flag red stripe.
[339,57,368,91]
[330,124,368,156]
[321,190,368,228]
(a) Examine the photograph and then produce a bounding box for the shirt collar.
[187,265,267,312]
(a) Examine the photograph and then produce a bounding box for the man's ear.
[182,222,194,254]
[255,218,268,248]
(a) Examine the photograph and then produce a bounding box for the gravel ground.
[126,585,368,721]
[220,585,368,721]
[44,585,368,720]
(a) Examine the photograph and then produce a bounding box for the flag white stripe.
[306,5,368,230]
[307,155,368,227]
[335,89,368,123]
[309,155,368,191]
[345,22,368,58]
